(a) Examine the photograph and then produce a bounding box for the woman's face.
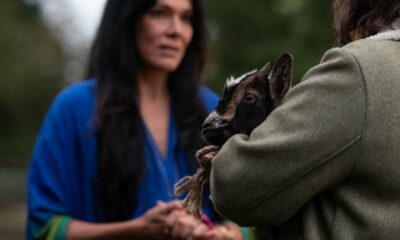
[136,0,194,73]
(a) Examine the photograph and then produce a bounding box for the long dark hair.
[86,0,208,222]
[333,0,400,45]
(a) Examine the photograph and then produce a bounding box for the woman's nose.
[166,16,183,35]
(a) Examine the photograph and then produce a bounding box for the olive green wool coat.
[210,37,400,239]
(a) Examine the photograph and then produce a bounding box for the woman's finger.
[155,200,183,215]
[192,223,208,239]
[165,210,181,227]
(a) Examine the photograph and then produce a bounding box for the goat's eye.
[244,94,257,103]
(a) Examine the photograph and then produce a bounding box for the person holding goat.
[209,0,400,239]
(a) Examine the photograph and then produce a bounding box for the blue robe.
[26,79,220,239]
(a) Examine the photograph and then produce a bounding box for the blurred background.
[0,0,334,238]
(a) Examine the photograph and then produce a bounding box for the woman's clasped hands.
[134,200,227,240]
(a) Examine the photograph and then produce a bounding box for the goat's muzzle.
[201,111,230,146]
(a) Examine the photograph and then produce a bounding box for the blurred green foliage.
[204,0,335,92]
[0,0,336,159]
[0,0,63,158]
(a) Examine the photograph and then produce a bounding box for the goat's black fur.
[174,53,294,238]
[201,53,294,240]
[202,53,293,147]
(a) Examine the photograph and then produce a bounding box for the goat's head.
[202,53,293,146]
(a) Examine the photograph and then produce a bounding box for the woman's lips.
[159,45,180,56]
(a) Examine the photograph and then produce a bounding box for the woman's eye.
[181,14,193,24]
[244,94,257,103]
[149,9,167,18]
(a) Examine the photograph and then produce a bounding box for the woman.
[27,0,244,239]
[209,0,400,239]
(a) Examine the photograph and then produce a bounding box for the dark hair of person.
[332,0,400,45]
[86,0,208,222]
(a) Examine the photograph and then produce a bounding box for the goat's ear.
[258,62,271,84]
[270,53,293,106]
[260,62,271,74]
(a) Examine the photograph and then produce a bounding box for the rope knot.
[174,145,220,219]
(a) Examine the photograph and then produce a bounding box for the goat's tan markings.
[222,75,259,121]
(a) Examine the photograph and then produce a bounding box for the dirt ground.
[0,166,27,239]
[0,203,26,239]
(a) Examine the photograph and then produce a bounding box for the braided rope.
[174,145,220,219]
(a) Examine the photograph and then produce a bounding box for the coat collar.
[367,18,400,41]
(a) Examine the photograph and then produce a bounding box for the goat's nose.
[203,111,226,129]
[202,114,215,128]
[202,121,212,129]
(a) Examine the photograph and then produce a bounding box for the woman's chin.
[150,58,183,73]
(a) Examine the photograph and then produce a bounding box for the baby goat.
[175,53,293,220]
[202,53,293,146]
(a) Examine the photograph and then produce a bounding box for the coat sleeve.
[210,48,367,226]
